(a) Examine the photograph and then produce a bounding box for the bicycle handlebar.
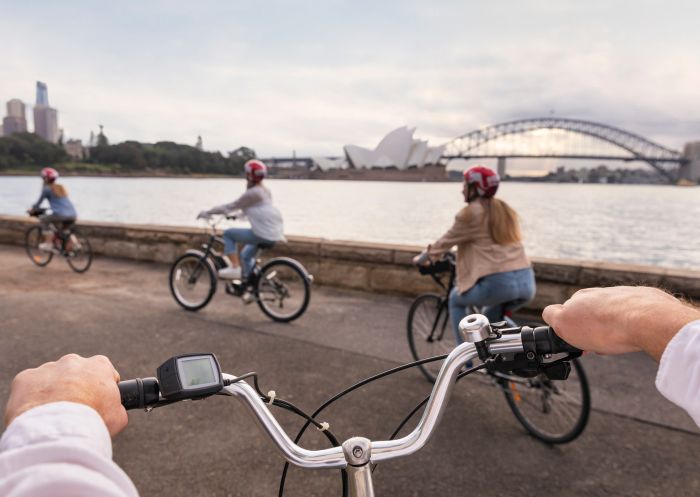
[118,377,160,410]
[521,325,581,355]
[118,317,579,470]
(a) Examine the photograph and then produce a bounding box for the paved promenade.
[1,244,699,497]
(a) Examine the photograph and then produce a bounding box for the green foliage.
[86,140,255,175]
[0,133,256,176]
[0,133,69,171]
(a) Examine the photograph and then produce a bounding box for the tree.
[0,132,68,170]
[228,146,256,175]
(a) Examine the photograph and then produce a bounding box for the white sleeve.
[0,402,139,497]
[205,187,264,215]
[656,319,700,428]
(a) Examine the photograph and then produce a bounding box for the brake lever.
[487,350,582,380]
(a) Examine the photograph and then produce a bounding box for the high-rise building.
[34,106,59,143]
[33,81,59,143]
[36,81,49,106]
[3,98,28,136]
[7,99,26,118]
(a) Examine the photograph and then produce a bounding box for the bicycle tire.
[500,358,591,444]
[65,229,93,273]
[407,293,454,383]
[169,253,217,311]
[255,258,310,322]
[25,226,53,267]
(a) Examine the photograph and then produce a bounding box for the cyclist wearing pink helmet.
[198,159,285,280]
[28,167,78,252]
[413,165,535,340]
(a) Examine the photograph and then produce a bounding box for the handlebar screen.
[177,356,219,390]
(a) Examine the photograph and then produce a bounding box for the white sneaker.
[218,266,242,279]
[241,291,255,304]
[38,242,54,252]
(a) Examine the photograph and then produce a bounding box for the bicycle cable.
[223,372,349,497]
[369,362,489,474]
[278,354,449,497]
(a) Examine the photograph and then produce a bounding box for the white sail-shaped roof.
[344,127,444,169]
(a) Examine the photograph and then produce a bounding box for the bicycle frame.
[191,219,266,289]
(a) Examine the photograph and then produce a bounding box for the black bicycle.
[25,208,93,273]
[406,253,590,444]
[169,215,312,322]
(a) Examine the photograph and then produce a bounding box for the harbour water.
[1,176,698,270]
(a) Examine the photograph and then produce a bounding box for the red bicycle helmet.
[463,166,499,198]
[244,159,267,183]
[41,167,59,183]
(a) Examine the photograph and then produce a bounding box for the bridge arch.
[442,118,684,180]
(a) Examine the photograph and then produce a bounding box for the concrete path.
[1,244,698,497]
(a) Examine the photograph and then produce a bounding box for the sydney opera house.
[309,127,447,180]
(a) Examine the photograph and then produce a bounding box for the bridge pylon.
[497,157,506,178]
[679,142,700,183]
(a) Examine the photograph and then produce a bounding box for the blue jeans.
[222,228,274,277]
[449,267,536,344]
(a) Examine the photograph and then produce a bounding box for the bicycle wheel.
[25,226,53,267]
[407,294,454,383]
[65,230,93,273]
[169,253,217,311]
[255,259,310,322]
[500,358,591,444]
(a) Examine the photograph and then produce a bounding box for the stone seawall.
[2,214,699,310]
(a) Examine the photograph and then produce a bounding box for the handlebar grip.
[118,377,160,410]
[522,326,582,355]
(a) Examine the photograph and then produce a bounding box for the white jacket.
[656,319,700,427]
[0,402,139,497]
[205,185,286,242]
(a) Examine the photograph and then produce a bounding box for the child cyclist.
[27,167,78,252]
[198,159,286,280]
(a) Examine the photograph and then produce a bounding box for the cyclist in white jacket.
[198,159,285,280]
[1,286,699,496]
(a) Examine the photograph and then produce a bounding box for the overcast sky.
[1,0,699,163]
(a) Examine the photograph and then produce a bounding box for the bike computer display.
[157,353,223,401]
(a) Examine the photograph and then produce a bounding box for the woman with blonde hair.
[28,167,78,251]
[413,166,535,341]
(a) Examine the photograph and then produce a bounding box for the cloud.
[1,1,699,163]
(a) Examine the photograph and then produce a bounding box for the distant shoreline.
[0,170,235,179]
[1,170,689,185]
[0,170,458,181]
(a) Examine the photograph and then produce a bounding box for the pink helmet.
[463,166,500,198]
[41,167,59,183]
[244,159,267,183]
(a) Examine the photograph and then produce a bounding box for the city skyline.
[1,1,699,172]
[2,82,60,143]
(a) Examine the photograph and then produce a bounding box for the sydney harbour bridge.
[442,118,696,183]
